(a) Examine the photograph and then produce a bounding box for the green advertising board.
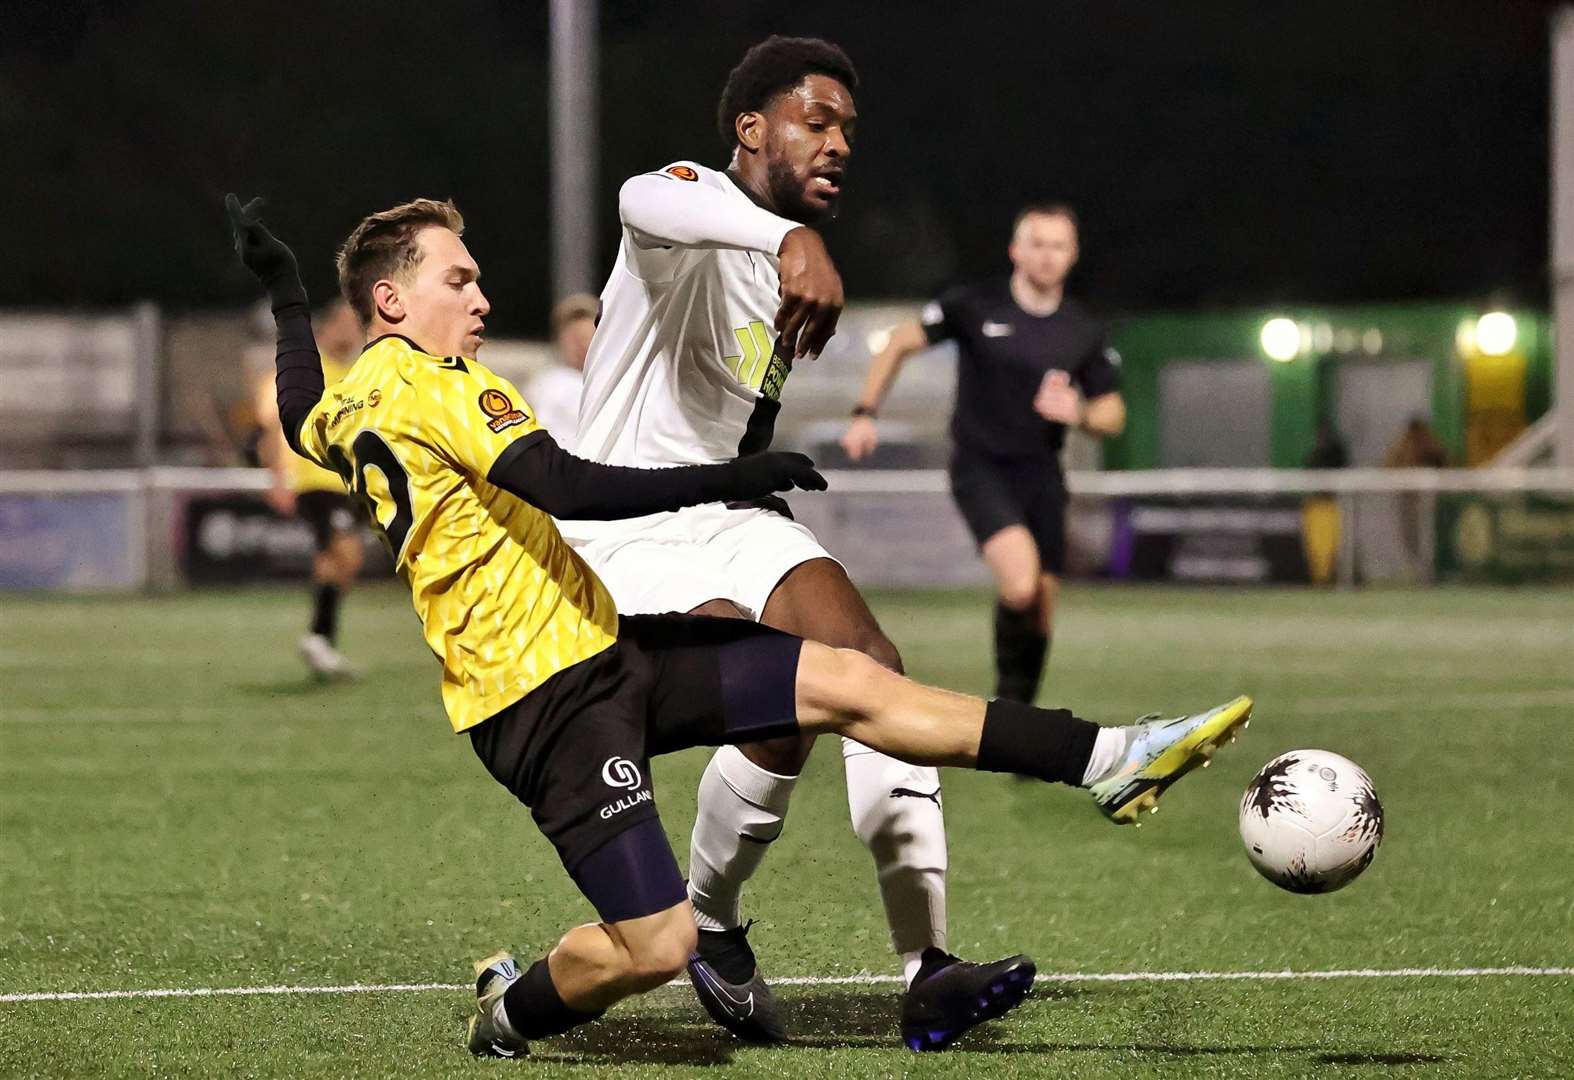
[1107,303,1551,470]
[1437,494,1574,582]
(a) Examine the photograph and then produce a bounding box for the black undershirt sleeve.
[271,299,324,457]
[485,431,758,520]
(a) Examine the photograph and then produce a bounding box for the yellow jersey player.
[255,299,364,677]
[227,192,1251,1057]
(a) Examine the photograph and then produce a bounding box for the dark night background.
[1,0,1557,334]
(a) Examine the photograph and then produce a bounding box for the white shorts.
[562,503,840,621]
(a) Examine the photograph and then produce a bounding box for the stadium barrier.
[3,467,1573,591]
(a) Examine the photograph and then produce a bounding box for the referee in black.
[841,203,1125,704]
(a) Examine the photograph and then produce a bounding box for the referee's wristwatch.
[851,404,878,419]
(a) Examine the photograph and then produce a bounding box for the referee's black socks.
[502,957,603,1040]
[993,601,1048,704]
[976,698,1098,785]
[310,583,340,642]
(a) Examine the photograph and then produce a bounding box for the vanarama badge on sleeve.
[665,165,699,181]
[478,389,530,432]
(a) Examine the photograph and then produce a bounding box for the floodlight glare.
[1475,312,1516,356]
[1260,318,1301,362]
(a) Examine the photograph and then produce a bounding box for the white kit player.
[562,36,1035,1051]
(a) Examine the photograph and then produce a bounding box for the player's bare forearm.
[841,321,927,459]
[1082,392,1126,438]
[855,320,928,412]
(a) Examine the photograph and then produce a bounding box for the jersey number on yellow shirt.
[326,432,413,558]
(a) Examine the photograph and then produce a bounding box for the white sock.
[687,744,798,933]
[1081,726,1130,786]
[490,995,522,1041]
[902,950,927,988]
[842,738,948,960]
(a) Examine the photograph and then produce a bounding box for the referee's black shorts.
[468,613,803,924]
[948,451,1068,575]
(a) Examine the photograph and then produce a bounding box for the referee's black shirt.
[921,279,1120,463]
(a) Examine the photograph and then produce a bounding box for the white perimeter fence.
[3,467,1573,592]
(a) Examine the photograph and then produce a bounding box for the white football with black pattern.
[1239,749,1383,894]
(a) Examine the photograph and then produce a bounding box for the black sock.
[913,946,959,985]
[696,924,757,984]
[993,602,1049,703]
[502,957,603,1040]
[310,584,340,641]
[976,698,1099,785]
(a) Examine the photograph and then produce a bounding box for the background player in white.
[523,293,596,446]
[564,36,1030,1050]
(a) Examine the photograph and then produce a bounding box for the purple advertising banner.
[0,492,139,590]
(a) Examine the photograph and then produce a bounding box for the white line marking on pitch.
[8,688,1574,725]
[4,967,1570,1004]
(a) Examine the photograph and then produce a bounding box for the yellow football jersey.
[290,355,351,494]
[296,334,619,732]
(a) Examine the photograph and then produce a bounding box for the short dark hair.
[549,293,599,336]
[1013,202,1080,235]
[336,198,465,327]
[717,35,858,147]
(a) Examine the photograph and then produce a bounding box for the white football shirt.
[573,161,804,469]
[521,363,582,449]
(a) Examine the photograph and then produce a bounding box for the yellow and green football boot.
[1089,695,1253,824]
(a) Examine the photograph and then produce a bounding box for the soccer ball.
[1238,749,1383,894]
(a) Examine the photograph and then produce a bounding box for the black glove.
[729,451,828,496]
[225,193,307,311]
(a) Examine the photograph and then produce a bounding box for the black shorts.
[468,613,804,923]
[948,452,1068,574]
[295,491,358,552]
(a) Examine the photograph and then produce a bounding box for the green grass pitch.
[3,584,1572,1077]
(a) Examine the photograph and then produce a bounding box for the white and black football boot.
[466,951,529,1058]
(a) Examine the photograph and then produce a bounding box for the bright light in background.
[1312,322,1334,353]
[1455,319,1476,355]
[1260,318,1301,362]
[1474,311,1517,356]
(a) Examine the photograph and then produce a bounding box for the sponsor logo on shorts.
[599,757,650,820]
[600,789,653,820]
[602,756,643,790]
[478,389,530,433]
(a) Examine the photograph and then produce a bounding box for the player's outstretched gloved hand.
[731,451,828,495]
[225,193,307,309]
